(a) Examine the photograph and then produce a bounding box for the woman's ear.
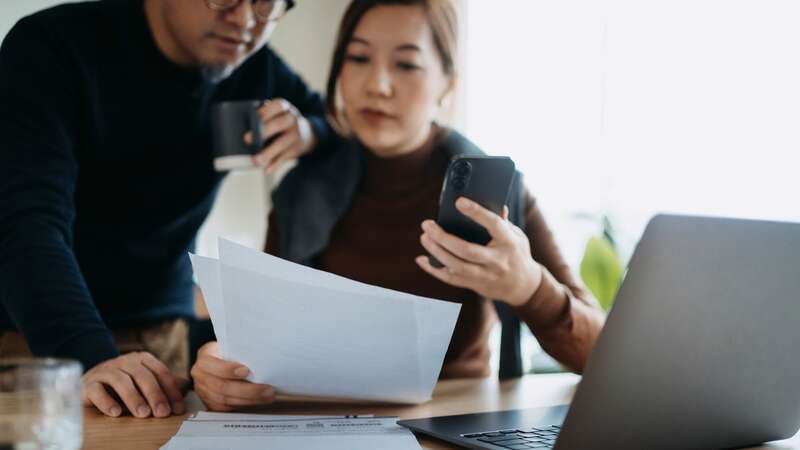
[438,75,457,108]
[434,74,457,125]
[329,83,354,137]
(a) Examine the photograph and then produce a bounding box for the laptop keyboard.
[460,425,561,449]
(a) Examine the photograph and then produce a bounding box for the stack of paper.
[189,239,461,403]
[160,413,422,450]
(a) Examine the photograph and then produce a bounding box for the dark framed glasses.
[205,0,295,23]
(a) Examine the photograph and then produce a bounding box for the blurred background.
[3,0,798,373]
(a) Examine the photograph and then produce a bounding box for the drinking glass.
[0,359,82,450]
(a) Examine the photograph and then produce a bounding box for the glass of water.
[0,359,82,450]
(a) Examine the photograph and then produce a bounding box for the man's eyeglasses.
[205,0,295,23]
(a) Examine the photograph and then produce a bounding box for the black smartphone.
[430,155,516,268]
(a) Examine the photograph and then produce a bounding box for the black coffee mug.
[210,100,266,172]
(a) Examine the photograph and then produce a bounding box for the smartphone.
[430,155,516,268]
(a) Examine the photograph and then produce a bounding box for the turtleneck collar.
[133,0,209,89]
[361,126,447,197]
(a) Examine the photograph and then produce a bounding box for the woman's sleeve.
[512,189,606,373]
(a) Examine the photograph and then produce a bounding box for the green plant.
[579,216,624,311]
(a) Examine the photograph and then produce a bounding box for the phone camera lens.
[452,178,467,191]
[453,161,472,177]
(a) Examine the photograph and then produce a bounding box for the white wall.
[270,0,348,92]
[0,0,64,38]
[464,0,800,267]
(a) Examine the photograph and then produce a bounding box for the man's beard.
[201,65,235,84]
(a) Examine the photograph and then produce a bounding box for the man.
[0,0,332,418]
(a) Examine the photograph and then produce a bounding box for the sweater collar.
[132,0,209,89]
[361,127,446,196]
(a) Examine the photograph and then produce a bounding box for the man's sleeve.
[266,48,339,155]
[0,17,118,370]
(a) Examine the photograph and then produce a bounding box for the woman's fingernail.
[234,367,250,378]
[137,405,151,417]
[457,197,471,208]
[109,406,121,417]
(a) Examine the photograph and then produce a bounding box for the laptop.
[399,214,800,450]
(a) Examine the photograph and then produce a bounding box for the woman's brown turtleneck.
[265,132,605,377]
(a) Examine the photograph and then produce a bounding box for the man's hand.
[246,98,317,175]
[81,352,187,418]
[191,341,276,411]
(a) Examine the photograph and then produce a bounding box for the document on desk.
[189,238,461,404]
[161,414,422,450]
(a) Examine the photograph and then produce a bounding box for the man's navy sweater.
[0,0,331,370]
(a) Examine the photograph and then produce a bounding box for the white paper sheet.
[189,238,461,404]
[178,416,404,437]
[188,412,368,421]
[161,434,421,450]
[188,254,228,355]
[161,415,421,450]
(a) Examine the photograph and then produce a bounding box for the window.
[464,0,800,372]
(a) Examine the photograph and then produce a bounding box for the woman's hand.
[416,197,543,307]
[246,98,316,175]
[190,341,276,412]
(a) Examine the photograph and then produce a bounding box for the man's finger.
[141,354,186,414]
[264,148,298,175]
[85,381,123,417]
[258,98,294,121]
[260,110,295,140]
[254,131,299,168]
[97,370,151,418]
[123,363,171,417]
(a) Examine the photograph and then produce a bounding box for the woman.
[191,0,605,411]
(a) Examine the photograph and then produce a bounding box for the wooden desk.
[83,373,800,449]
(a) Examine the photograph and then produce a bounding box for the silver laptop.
[399,214,800,450]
